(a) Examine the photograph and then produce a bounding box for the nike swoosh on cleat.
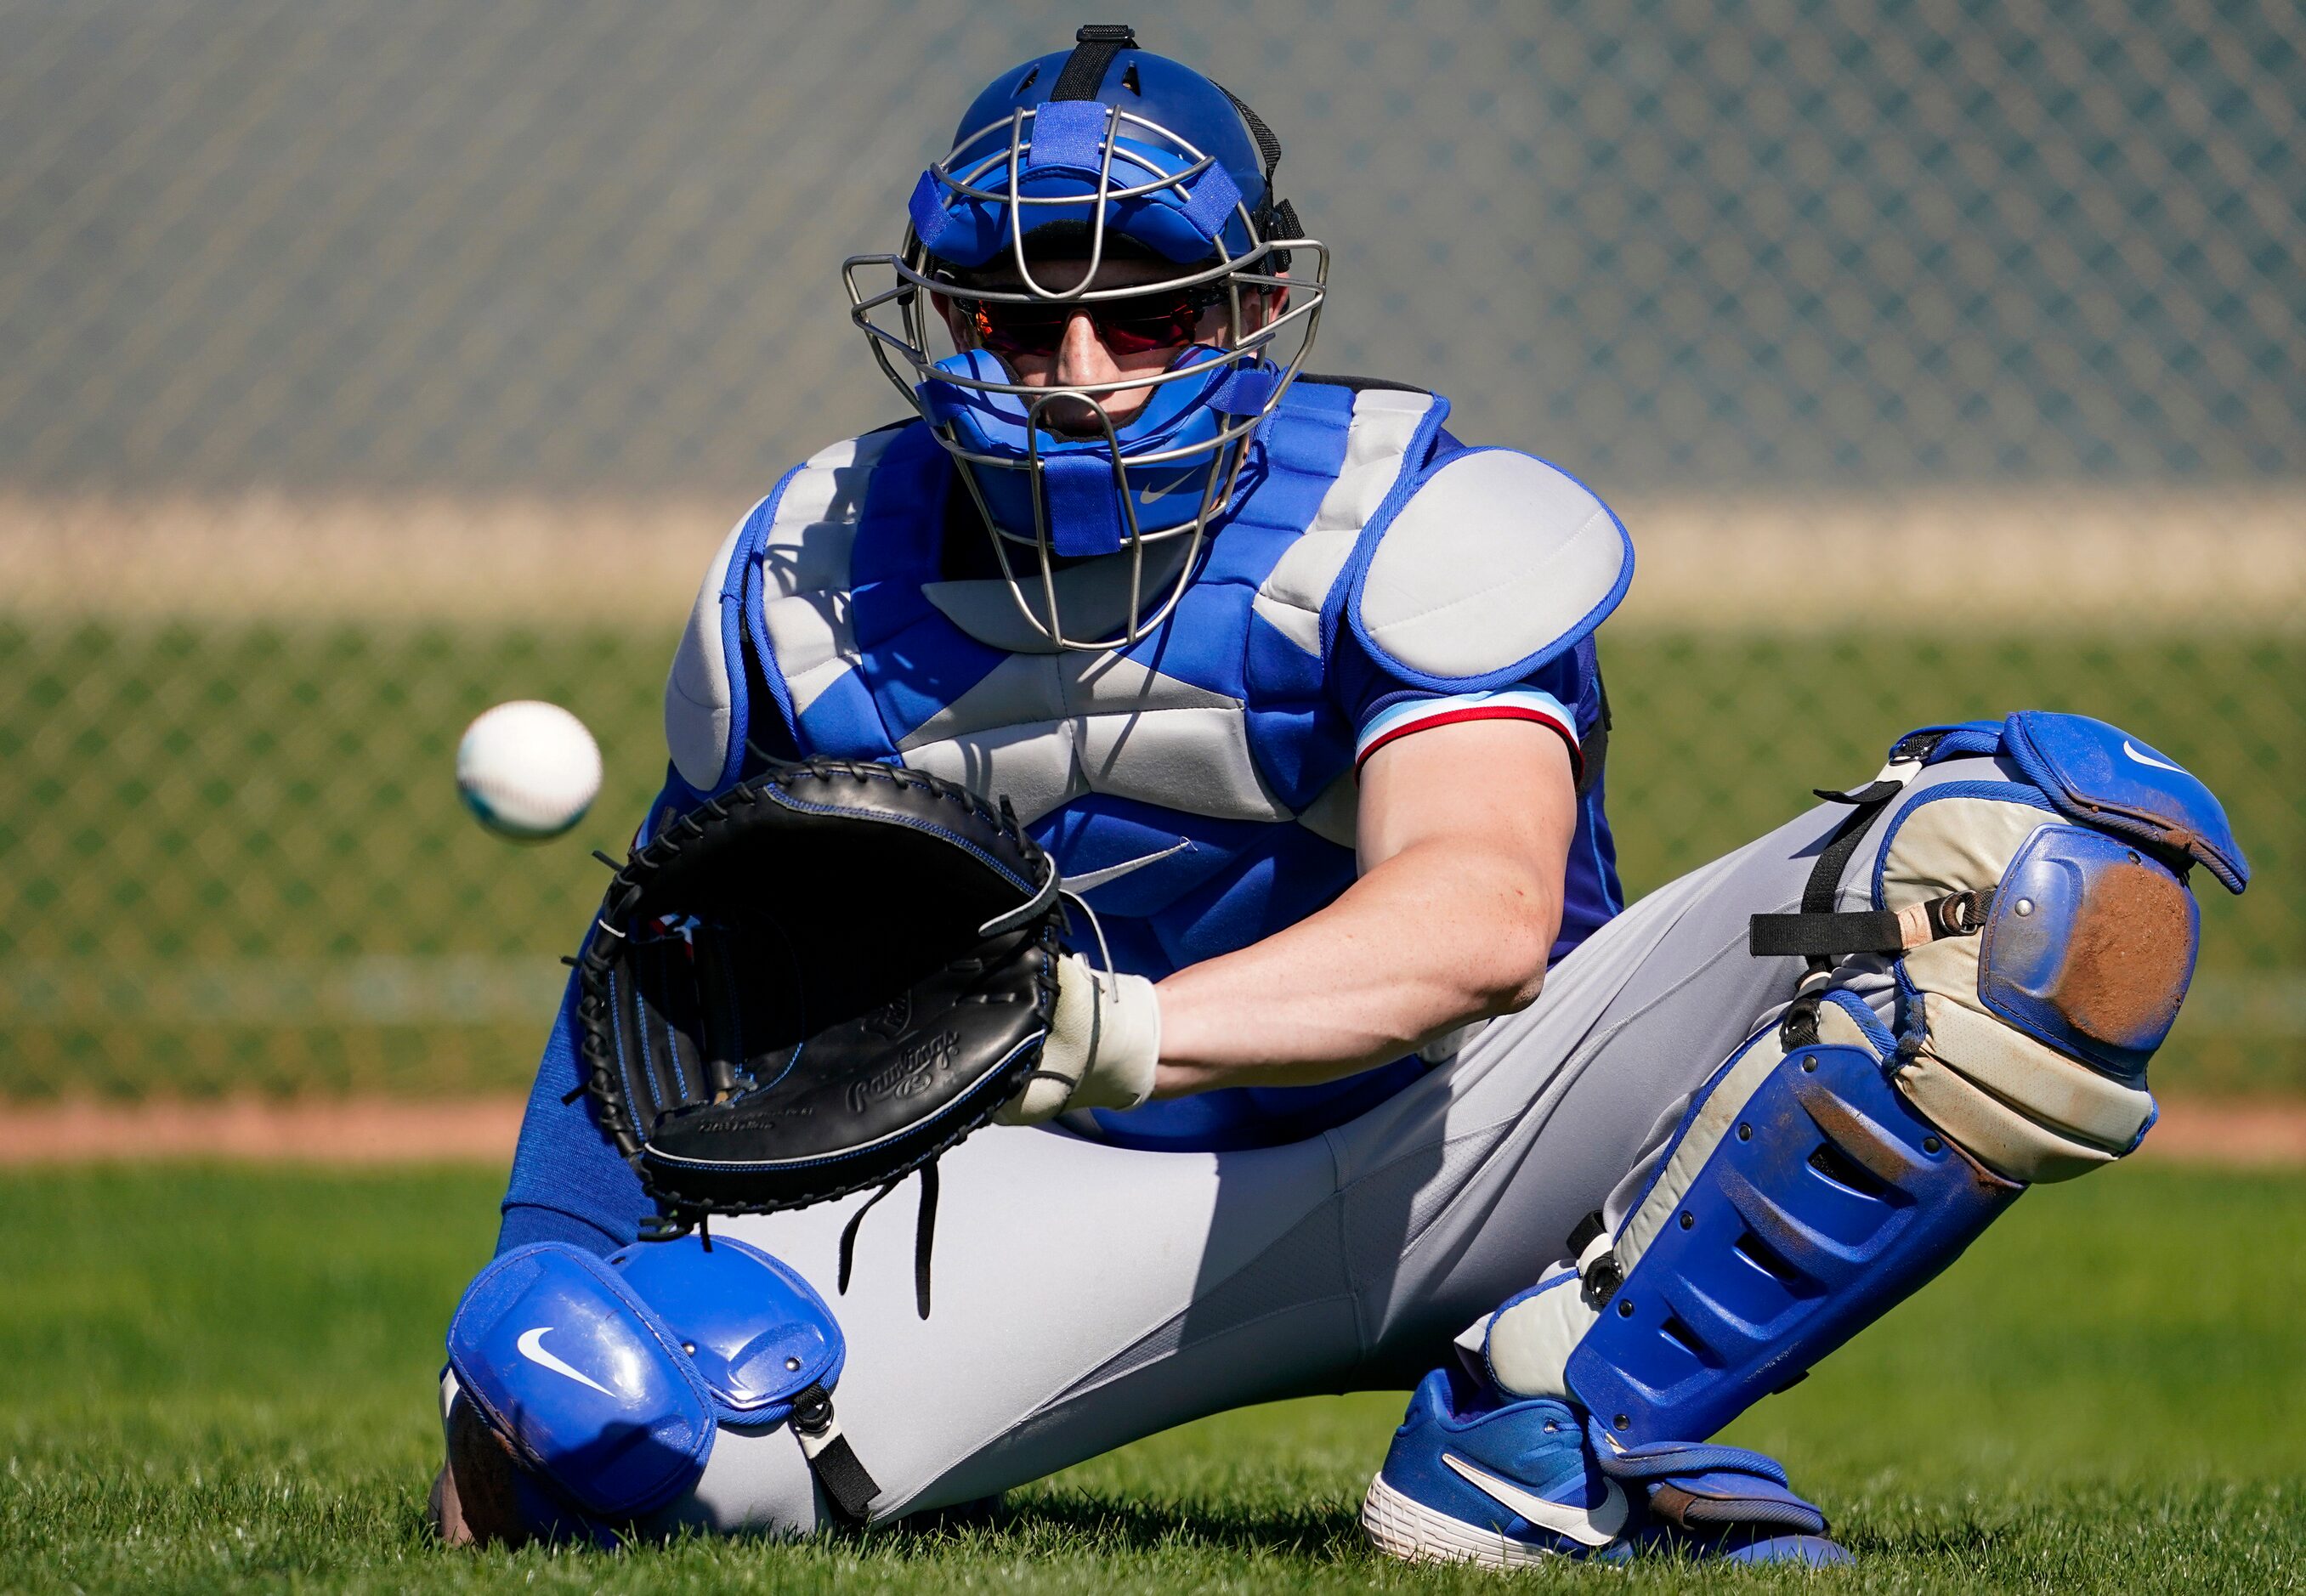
[1440,1452,1629,1548]
[516,1326,617,1398]
[1062,837,1193,893]
[2122,739,2186,774]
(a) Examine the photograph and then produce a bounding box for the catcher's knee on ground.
[1477,710,2247,1445]
[435,1232,873,1543]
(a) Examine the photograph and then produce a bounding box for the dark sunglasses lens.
[968,290,1215,358]
[968,302,1069,357]
[1095,292,1210,353]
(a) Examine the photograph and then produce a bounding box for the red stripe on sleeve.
[1354,705,1584,780]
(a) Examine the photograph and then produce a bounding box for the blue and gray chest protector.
[658,374,1626,1152]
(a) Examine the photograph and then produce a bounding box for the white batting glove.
[996,953,1161,1125]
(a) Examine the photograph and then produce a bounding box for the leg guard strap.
[1589,1419,1828,1538]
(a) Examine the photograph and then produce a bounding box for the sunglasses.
[952,284,1231,359]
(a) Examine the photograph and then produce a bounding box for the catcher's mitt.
[575,758,1062,1304]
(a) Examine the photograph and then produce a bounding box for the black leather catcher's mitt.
[575,758,1062,1296]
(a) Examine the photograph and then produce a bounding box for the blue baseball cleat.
[1363,1365,1634,1566]
[1362,1366,1852,1568]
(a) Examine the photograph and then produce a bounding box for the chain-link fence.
[2,1,2298,1098]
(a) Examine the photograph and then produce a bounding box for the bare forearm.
[1151,837,1561,1096]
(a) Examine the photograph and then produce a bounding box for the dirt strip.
[0,1095,529,1166]
[2134,1098,2306,1168]
[0,1095,2301,1169]
[3,486,2301,628]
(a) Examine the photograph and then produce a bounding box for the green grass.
[3,1163,2304,1591]
[0,619,2298,1095]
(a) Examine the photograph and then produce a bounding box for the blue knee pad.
[1486,711,2247,1445]
[445,1232,871,1525]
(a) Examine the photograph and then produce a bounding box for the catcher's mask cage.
[843,25,1328,652]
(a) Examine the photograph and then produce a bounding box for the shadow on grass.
[411,1486,1373,1565]
[953,1488,1369,1560]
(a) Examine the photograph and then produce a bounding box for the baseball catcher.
[432,26,2249,1566]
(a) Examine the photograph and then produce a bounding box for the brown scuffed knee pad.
[435,1393,544,1548]
[1877,791,2196,1183]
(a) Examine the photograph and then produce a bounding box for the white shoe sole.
[1360,1471,1573,1569]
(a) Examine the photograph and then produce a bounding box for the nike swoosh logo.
[2122,739,2186,774]
[1063,838,1192,893]
[516,1327,617,1398]
[1136,472,1197,505]
[1441,1452,1629,1548]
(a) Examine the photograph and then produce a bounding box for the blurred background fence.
[1,0,2298,1098]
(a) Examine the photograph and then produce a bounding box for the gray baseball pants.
[649,767,1965,1535]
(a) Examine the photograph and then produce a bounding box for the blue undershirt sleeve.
[495,971,646,1257]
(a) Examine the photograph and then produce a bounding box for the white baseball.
[456,700,603,841]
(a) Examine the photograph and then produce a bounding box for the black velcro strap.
[1771,795,1896,1053]
[1750,908,1907,959]
[1217,82,1284,176]
[1566,1209,1607,1257]
[1767,733,1954,1047]
[1773,812,1883,1052]
[1800,798,1892,921]
[1814,778,1906,806]
[1215,82,1295,248]
[789,1383,880,1524]
[1752,890,1997,959]
[1051,24,1136,100]
[810,1432,881,1525]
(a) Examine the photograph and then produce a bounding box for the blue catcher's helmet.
[844,24,1328,651]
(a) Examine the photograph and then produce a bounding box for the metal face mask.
[844,26,1328,652]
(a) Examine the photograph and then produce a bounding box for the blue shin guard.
[1569,1020,2019,1447]
[1483,712,2246,1459]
